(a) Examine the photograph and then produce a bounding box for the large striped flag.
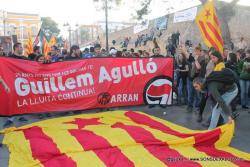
[196,1,224,53]
[1,111,250,167]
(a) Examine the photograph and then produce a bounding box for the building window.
[23,26,28,39]
[31,26,37,36]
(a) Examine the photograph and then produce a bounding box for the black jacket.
[9,54,29,60]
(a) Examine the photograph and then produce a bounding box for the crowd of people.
[174,40,250,128]
[0,36,249,130]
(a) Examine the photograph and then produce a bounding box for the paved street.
[0,105,249,167]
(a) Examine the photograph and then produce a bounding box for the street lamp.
[105,0,109,51]
[75,23,79,46]
[93,0,109,51]
[2,11,7,36]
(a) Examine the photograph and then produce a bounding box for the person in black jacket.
[28,46,41,61]
[9,42,28,60]
[193,69,238,129]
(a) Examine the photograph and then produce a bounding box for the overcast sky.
[0,0,249,36]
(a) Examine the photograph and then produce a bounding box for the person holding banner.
[3,43,28,127]
[9,43,28,60]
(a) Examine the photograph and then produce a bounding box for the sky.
[0,0,249,36]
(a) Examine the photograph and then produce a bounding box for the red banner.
[0,57,173,116]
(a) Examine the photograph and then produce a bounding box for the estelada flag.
[196,1,224,54]
[1,111,250,167]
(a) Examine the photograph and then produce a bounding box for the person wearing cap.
[211,50,225,71]
[64,45,81,61]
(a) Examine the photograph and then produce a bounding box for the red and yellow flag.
[196,1,224,53]
[24,33,33,56]
[43,36,50,57]
[1,111,250,167]
[49,36,57,46]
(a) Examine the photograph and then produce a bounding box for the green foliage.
[41,17,60,39]
[135,0,152,20]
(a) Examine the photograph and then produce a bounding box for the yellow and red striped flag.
[24,32,33,56]
[1,111,250,167]
[49,36,57,46]
[196,1,224,53]
[43,36,50,57]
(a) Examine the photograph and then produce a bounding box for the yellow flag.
[196,1,224,53]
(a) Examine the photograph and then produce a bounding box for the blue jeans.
[209,86,238,129]
[240,80,250,106]
[187,78,201,108]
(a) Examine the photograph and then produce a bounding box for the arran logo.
[97,92,111,105]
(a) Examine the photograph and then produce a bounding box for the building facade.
[0,11,41,45]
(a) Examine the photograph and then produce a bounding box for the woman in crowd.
[176,53,189,105]
[211,50,225,71]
